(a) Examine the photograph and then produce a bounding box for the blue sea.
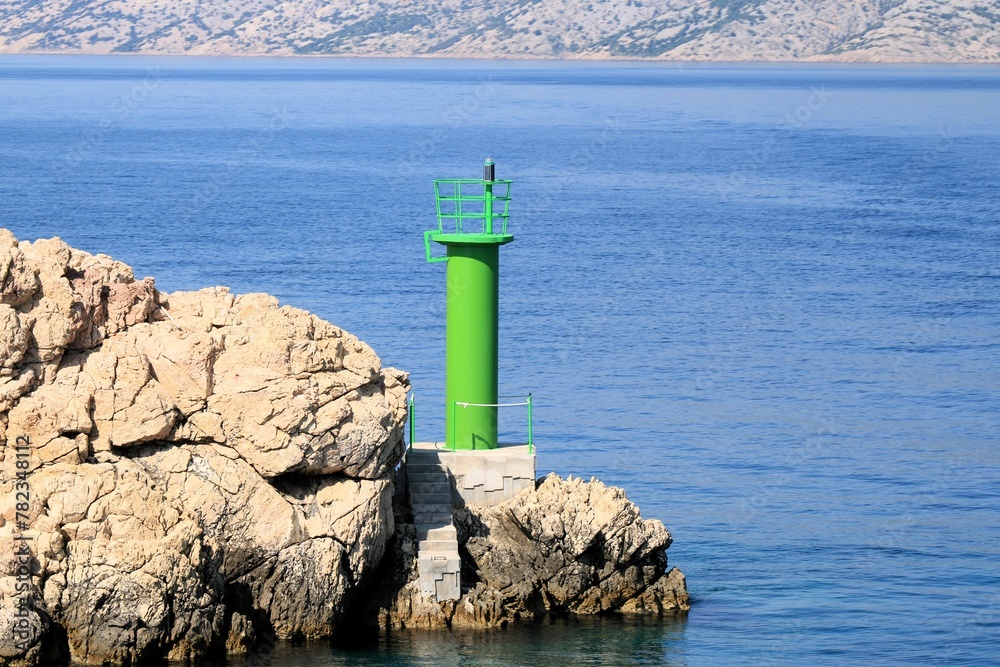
[1,56,999,666]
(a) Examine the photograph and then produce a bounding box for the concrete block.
[416,524,457,541]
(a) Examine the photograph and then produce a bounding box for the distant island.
[0,0,997,63]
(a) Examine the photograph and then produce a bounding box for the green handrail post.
[484,158,494,234]
[408,394,414,452]
[527,393,533,453]
[451,401,457,452]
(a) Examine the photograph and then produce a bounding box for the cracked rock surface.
[366,474,689,630]
[0,231,408,665]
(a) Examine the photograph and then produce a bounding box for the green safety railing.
[450,394,533,453]
[408,394,415,452]
[406,392,534,454]
[434,178,512,234]
[424,178,512,263]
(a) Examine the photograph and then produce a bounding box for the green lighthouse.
[410,159,535,600]
[423,158,515,451]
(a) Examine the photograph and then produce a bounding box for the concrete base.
[405,443,536,602]
[418,550,461,601]
[409,442,536,508]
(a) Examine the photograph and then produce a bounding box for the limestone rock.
[0,231,408,666]
[0,231,406,480]
[131,444,394,639]
[224,612,256,653]
[460,473,686,617]
[0,230,39,310]
[1,460,226,665]
[367,474,689,630]
[17,236,155,363]
[160,288,407,479]
[364,524,453,631]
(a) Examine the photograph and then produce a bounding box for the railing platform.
[407,442,536,509]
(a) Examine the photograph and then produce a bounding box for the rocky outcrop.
[0,230,408,665]
[0,230,688,666]
[366,474,689,630]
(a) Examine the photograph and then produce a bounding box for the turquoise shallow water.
[1,56,999,666]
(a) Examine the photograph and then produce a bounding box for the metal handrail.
[432,179,512,235]
[408,393,415,452]
[425,178,513,263]
[456,401,528,408]
[408,392,535,454]
[450,393,533,453]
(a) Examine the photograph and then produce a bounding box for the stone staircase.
[406,448,460,601]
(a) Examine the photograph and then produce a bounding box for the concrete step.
[413,502,451,511]
[418,539,459,553]
[420,554,460,569]
[409,490,452,505]
[406,450,445,460]
[408,472,447,482]
[408,453,461,602]
[407,459,445,468]
[406,458,446,467]
[408,479,451,495]
[407,471,451,485]
[411,489,451,502]
[413,501,452,512]
[413,497,451,508]
[413,512,453,525]
[408,475,450,488]
[406,461,446,472]
[416,524,457,541]
[422,560,460,583]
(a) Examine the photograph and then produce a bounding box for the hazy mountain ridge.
[0,0,997,61]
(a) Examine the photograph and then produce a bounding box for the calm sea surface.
[1,56,999,666]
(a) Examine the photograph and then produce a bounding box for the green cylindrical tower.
[424,159,513,450]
